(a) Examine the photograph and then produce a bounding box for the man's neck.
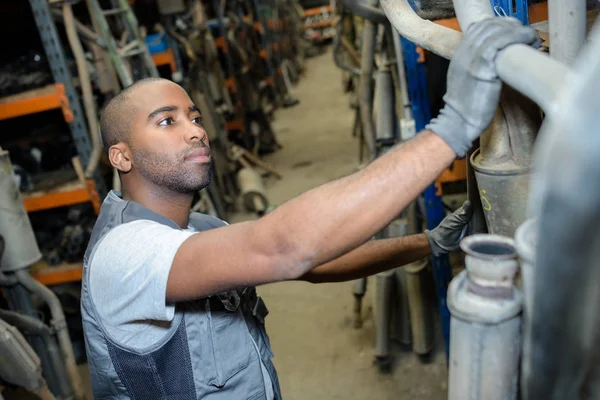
[122,183,193,229]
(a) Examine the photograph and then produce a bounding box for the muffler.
[471,88,541,237]
[0,149,42,271]
[448,234,523,400]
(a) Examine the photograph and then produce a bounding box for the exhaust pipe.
[471,87,541,236]
[448,234,522,400]
[403,259,434,356]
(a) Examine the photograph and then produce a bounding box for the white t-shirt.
[88,219,274,399]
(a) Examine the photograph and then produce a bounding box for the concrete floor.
[230,47,448,400]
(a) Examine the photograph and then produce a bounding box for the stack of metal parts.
[379,0,600,398]
[0,50,53,97]
[0,148,87,400]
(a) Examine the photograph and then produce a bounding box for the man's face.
[127,81,212,194]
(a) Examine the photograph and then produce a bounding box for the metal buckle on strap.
[241,287,269,324]
[215,291,241,312]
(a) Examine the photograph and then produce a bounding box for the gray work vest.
[81,191,282,400]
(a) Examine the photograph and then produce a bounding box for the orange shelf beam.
[226,120,244,132]
[0,83,73,122]
[225,77,237,94]
[23,179,101,213]
[304,6,332,17]
[305,20,332,30]
[152,48,177,72]
[30,262,83,286]
[435,159,467,195]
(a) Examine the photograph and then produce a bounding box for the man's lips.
[185,147,211,163]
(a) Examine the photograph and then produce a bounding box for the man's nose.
[184,124,208,145]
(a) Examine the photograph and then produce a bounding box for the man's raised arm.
[166,17,538,302]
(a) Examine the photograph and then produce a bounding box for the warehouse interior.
[0,0,599,399]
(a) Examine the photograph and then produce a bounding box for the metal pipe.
[403,259,434,355]
[452,0,493,31]
[390,27,412,120]
[495,46,572,115]
[4,285,72,399]
[520,22,600,399]
[448,234,523,400]
[352,278,367,328]
[15,270,86,400]
[341,0,389,24]
[50,8,106,48]
[549,0,586,65]
[333,17,361,75]
[358,0,380,159]
[380,0,461,60]
[0,309,52,336]
[374,69,395,141]
[63,3,103,178]
[374,270,394,369]
[392,268,412,347]
[379,0,571,114]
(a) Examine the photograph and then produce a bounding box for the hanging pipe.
[14,270,87,400]
[63,3,103,179]
[342,0,389,24]
[379,0,572,115]
[374,270,395,370]
[333,15,361,75]
[357,0,380,160]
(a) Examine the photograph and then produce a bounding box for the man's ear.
[108,143,132,173]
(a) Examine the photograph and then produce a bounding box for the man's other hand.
[425,200,473,256]
[426,17,538,157]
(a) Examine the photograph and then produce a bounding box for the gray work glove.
[425,200,473,256]
[426,17,538,157]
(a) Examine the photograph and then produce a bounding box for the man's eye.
[192,116,203,125]
[158,117,174,126]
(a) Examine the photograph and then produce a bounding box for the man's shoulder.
[189,212,229,230]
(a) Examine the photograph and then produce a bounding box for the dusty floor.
[229,47,448,400]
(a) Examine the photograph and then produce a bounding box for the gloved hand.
[425,200,473,256]
[426,17,538,157]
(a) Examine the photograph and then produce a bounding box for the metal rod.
[15,270,87,400]
[63,3,103,178]
[358,0,380,159]
[549,0,586,65]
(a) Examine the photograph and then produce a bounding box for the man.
[81,17,537,400]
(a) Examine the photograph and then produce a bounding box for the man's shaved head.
[103,77,212,196]
[100,77,167,152]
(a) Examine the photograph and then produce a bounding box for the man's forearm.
[256,131,454,280]
[297,234,431,283]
